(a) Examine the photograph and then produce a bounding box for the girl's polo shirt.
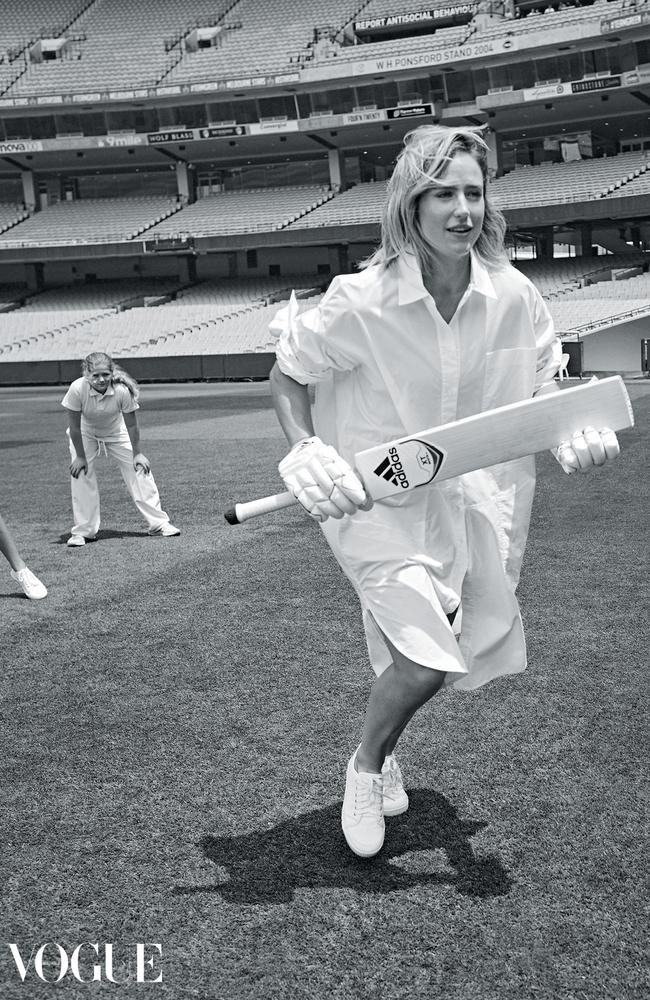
[61,377,138,440]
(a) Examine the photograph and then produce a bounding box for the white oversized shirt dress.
[273,252,562,691]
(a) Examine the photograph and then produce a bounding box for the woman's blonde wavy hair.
[82,351,140,402]
[360,124,508,274]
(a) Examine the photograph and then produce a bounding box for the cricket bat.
[224,376,634,525]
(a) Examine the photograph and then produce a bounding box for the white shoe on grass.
[11,567,47,600]
[67,534,86,547]
[382,754,409,816]
[148,523,180,537]
[341,751,385,858]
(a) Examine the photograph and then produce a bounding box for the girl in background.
[1,512,47,599]
[62,352,180,546]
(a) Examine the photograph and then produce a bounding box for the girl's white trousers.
[67,431,171,538]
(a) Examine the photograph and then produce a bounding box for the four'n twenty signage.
[355,5,477,37]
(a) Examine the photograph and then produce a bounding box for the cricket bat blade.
[224,376,633,523]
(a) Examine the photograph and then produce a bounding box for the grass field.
[1,378,648,1000]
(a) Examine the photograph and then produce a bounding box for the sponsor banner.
[70,92,103,102]
[305,113,340,129]
[386,102,433,119]
[147,129,195,144]
[225,77,267,89]
[191,81,219,92]
[477,89,523,109]
[355,5,476,36]
[197,124,247,138]
[97,133,145,147]
[300,36,517,82]
[342,109,385,125]
[248,119,299,134]
[601,10,650,33]
[522,81,570,102]
[156,85,182,95]
[571,75,621,94]
[623,66,650,86]
[0,139,43,154]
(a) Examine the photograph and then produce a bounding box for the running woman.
[62,352,180,546]
[269,125,620,858]
[1,512,47,599]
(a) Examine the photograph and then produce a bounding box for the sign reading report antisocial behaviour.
[354,5,477,36]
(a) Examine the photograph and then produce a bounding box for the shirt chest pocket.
[482,347,538,409]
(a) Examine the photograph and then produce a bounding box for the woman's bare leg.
[356,632,446,774]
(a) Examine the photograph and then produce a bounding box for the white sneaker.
[11,567,47,600]
[148,523,180,537]
[67,534,86,547]
[341,751,385,858]
[382,754,409,816]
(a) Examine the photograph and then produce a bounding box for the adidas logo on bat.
[372,441,445,491]
[373,446,410,488]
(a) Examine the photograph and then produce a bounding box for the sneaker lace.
[354,774,383,819]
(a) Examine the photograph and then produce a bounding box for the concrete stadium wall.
[579,317,649,374]
[0,353,275,386]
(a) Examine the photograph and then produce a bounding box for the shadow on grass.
[173,790,513,904]
[55,529,149,545]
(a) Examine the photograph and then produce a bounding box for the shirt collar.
[396,250,498,305]
[88,382,115,398]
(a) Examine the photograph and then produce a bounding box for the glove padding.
[279,436,370,522]
[554,426,620,475]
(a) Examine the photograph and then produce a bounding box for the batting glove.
[279,436,370,522]
[554,426,620,474]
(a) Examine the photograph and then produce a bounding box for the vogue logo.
[6,942,162,984]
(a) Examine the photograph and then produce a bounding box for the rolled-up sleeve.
[271,278,359,385]
[532,287,562,392]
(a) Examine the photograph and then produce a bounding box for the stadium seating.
[5,0,235,95]
[490,153,650,209]
[10,277,186,311]
[470,0,612,41]
[164,0,365,84]
[0,203,29,235]
[285,181,387,228]
[548,297,650,334]
[0,0,632,97]
[0,275,323,359]
[515,253,649,296]
[146,186,333,237]
[0,197,182,247]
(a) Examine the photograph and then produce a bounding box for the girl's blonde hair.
[360,124,508,274]
[82,351,139,402]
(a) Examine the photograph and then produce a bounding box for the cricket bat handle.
[224,490,296,525]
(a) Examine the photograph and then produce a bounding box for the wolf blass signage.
[5,941,163,984]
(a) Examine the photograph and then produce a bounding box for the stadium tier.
[146,186,334,238]
[0,196,181,247]
[0,151,646,250]
[0,275,322,359]
[0,202,29,234]
[1,262,648,363]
